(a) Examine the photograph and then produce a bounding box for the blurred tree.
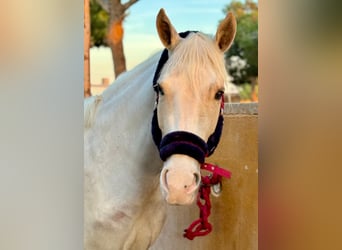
[90,0,109,47]
[223,0,258,87]
[91,0,140,78]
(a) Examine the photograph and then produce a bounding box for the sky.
[90,0,250,85]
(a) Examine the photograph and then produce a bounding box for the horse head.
[153,9,236,205]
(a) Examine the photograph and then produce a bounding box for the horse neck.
[84,53,166,250]
[102,52,162,103]
[99,51,163,177]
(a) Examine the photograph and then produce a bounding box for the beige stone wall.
[151,103,258,250]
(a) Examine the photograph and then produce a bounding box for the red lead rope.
[183,163,232,240]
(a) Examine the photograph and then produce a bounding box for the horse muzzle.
[160,154,201,205]
[156,131,207,204]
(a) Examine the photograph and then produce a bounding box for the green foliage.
[90,0,109,47]
[238,83,252,100]
[223,0,258,84]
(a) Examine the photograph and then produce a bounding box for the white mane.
[84,95,102,130]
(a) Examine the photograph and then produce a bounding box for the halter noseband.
[151,31,224,163]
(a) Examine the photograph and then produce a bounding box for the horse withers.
[84,8,236,250]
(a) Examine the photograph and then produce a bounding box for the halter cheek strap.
[151,108,162,147]
[207,100,224,155]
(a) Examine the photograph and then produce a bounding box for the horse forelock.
[158,32,229,94]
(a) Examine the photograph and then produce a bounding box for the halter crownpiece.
[151,31,224,162]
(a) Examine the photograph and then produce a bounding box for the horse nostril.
[183,173,200,189]
[161,167,201,194]
[163,169,169,189]
[194,173,200,186]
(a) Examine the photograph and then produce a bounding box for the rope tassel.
[183,163,231,240]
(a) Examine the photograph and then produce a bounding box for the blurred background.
[84,0,258,102]
[1,0,342,249]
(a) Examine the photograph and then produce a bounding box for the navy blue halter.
[151,31,224,163]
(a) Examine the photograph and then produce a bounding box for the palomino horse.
[84,9,236,250]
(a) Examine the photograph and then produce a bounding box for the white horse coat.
[85,9,236,250]
[85,52,166,249]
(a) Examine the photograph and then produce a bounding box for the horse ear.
[215,12,237,53]
[156,8,180,49]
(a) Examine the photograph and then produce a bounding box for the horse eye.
[215,90,224,100]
